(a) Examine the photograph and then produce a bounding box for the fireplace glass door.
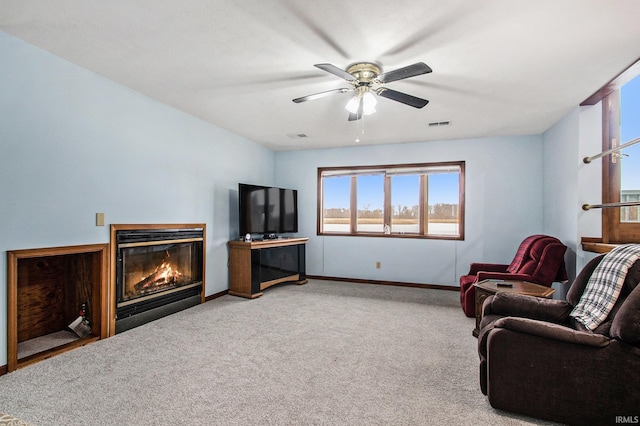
[113,226,205,334]
[119,241,202,305]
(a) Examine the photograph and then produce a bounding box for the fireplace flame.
[133,254,184,294]
[152,260,183,284]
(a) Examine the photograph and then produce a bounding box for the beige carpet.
[0,279,559,425]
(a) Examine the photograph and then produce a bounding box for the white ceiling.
[2,0,640,151]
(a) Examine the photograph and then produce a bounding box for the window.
[357,174,384,233]
[619,75,640,224]
[390,174,419,233]
[600,69,640,243]
[317,162,465,239]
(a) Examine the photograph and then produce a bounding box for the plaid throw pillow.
[570,244,640,331]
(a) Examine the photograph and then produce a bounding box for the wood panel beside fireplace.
[7,243,109,372]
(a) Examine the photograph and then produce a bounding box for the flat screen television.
[238,183,298,237]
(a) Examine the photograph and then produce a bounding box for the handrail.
[583,136,640,163]
[582,201,640,211]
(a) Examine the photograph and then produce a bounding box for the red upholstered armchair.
[459,235,567,317]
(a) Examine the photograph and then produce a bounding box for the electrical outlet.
[96,212,105,226]
[376,261,381,269]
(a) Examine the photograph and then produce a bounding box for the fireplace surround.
[4,224,205,371]
[110,224,206,335]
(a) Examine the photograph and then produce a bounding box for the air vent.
[428,121,451,127]
[287,133,308,139]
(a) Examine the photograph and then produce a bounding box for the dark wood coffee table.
[472,279,555,337]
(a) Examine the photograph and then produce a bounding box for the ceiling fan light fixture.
[345,95,361,114]
[362,91,377,115]
[345,87,377,115]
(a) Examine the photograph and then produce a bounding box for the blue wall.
[541,102,604,275]
[275,135,545,285]
[0,32,275,365]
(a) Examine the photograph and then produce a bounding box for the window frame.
[317,161,465,240]
[582,57,640,244]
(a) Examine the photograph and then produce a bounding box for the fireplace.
[111,224,205,334]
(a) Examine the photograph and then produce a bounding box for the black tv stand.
[228,238,308,298]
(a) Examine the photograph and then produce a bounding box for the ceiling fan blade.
[376,88,429,108]
[376,62,432,84]
[292,88,352,103]
[347,98,363,121]
[314,63,357,81]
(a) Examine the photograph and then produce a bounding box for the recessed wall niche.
[7,243,108,372]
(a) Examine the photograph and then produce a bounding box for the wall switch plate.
[376,261,381,269]
[96,212,105,226]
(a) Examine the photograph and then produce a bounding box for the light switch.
[96,212,105,226]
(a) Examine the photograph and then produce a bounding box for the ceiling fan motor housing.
[346,63,381,85]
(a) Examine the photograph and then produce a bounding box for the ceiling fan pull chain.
[355,112,366,143]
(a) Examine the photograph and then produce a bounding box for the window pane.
[427,173,459,236]
[357,174,384,233]
[322,176,350,233]
[318,162,464,240]
[620,73,640,223]
[391,174,419,234]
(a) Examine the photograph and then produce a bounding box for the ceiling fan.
[292,62,432,121]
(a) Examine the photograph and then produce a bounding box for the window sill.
[318,232,462,241]
[581,237,619,253]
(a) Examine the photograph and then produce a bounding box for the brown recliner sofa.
[477,253,640,426]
